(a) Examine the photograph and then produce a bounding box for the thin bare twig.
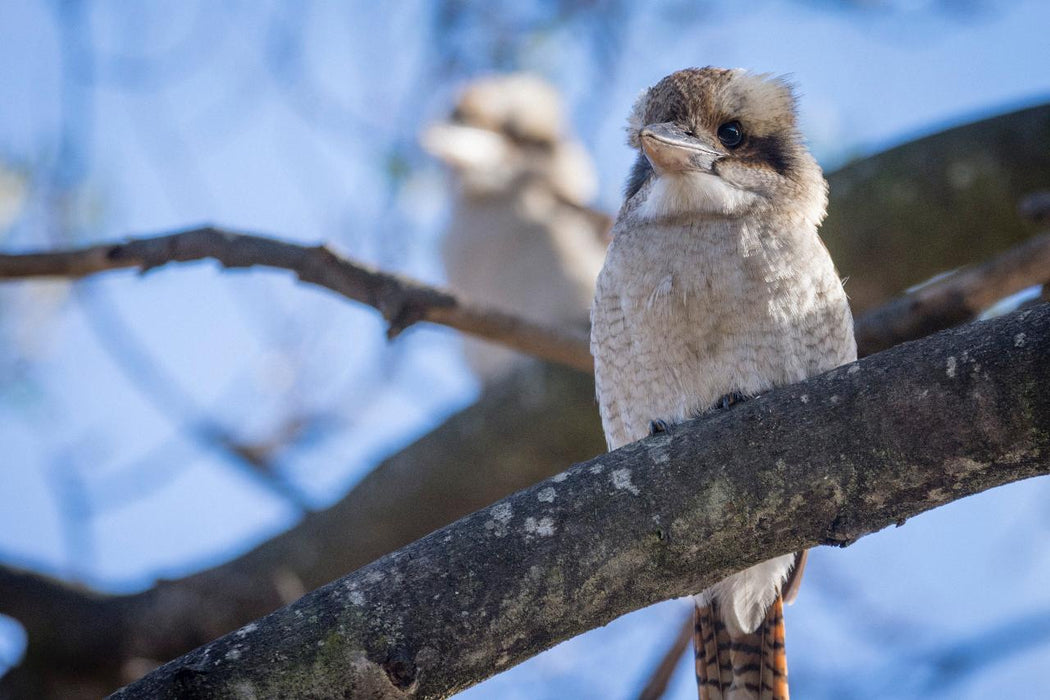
[4,227,1050,372]
[0,225,594,372]
[73,283,312,509]
[637,610,693,700]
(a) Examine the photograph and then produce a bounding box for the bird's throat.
[637,172,758,222]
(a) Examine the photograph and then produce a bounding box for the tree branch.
[855,232,1050,355]
[820,103,1050,313]
[0,362,606,697]
[0,226,594,372]
[3,227,1050,697]
[4,225,1050,377]
[636,611,693,700]
[111,304,1050,698]
[632,228,1050,700]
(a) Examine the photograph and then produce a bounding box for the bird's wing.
[591,265,635,450]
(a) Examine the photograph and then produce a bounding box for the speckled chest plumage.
[592,209,855,452]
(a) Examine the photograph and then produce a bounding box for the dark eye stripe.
[748,134,792,175]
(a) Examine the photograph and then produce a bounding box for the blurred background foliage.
[1,1,1049,698]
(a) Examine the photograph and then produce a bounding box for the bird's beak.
[640,122,721,175]
[420,123,509,172]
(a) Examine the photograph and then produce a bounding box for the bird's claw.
[648,419,670,435]
[717,392,748,410]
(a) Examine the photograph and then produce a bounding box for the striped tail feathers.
[758,596,789,700]
[694,595,789,700]
[695,597,732,699]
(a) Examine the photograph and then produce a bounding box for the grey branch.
[854,232,1050,355]
[820,104,1050,313]
[112,305,1050,699]
[0,226,594,372]
[1,227,1048,695]
[0,361,605,698]
[3,226,1050,374]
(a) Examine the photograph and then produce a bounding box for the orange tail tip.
[694,596,789,700]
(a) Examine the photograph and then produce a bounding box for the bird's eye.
[717,121,744,149]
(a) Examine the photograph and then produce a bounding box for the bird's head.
[624,67,826,226]
[421,74,596,203]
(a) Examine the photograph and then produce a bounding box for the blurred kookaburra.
[591,68,856,699]
[423,74,608,380]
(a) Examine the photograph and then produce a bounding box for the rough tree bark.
[111,305,1050,698]
[12,247,1045,696]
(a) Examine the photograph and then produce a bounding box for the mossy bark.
[113,305,1050,699]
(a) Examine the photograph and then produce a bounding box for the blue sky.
[1,1,1049,697]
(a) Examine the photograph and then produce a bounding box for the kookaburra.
[422,74,608,380]
[590,68,856,699]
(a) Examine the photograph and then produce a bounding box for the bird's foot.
[648,419,671,436]
[716,392,749,411]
